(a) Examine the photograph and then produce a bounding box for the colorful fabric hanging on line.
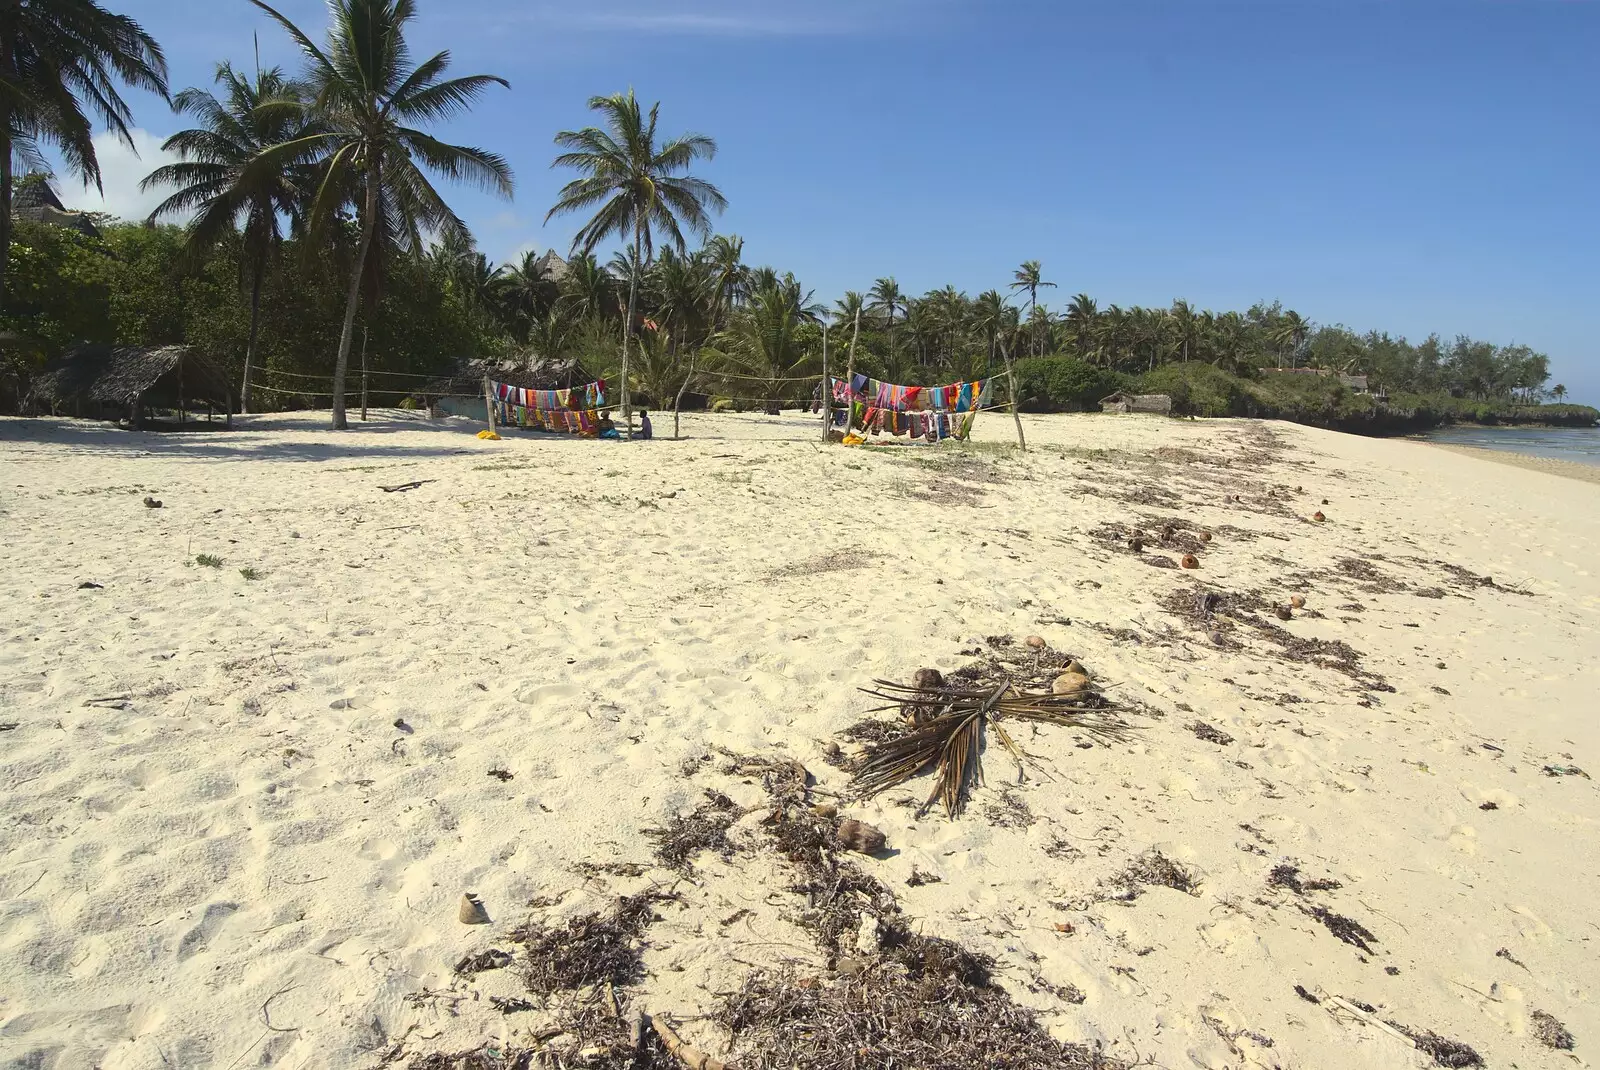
[489,378,607,436]
[828,374,989,441]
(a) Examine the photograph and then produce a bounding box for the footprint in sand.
[176,901,238,960]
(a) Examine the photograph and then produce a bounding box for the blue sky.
[60,0,1599,403]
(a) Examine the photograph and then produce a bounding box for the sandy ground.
[1427,442,1600,486]
[2,409,1596,1070]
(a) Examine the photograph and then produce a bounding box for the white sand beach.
[2,410,1596,1069]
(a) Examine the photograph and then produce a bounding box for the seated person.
[638,409,653,440]
[596,411,619,439]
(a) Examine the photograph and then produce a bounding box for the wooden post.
[999,339,1026,453]
[482,375,497,435]
[841,307,861,440]
[360,328,369,421]
[820,321,830,441]
[673,349,696,441]
[177,356,185,427]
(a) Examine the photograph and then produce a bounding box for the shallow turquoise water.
[1419,425,1600,468]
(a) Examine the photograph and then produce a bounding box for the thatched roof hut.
[12,179,101,238]
[411,356,598,420]
[1101,391,1173,415]
[29,345,234,428]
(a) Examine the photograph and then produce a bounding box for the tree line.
[2,0,1582,430]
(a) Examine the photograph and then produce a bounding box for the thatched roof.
[532,250,569,282]
[13,180,101,238]
[30,345,233,410]
[412,355,597,399]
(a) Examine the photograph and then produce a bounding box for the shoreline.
[1423,440,1600,485]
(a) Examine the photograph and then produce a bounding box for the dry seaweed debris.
[508,891,677,997]
[1300,904,1378,955]
[718,959,1120,1070]
[1529,1009,1576,1051]
[1267,864,1342,895]
[1106,849,1201,900]
[850,676,1133,819]
[1385,1023,1485,1068]
[720,753,1124,1069]
[644,790,744,873]
[1163,585,1387,687]
[1188,720,1234,746]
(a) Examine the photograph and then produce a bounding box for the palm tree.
[142,62,319,413]
[1274,310,1309,369]
[868,276,904,370]
[703,233,745,327]
[250,0,514,430]
[547,90,726,440]
[972,289,1008,374]
[0,0,169,312]
[1009,260,1055,357]
[1551,383,1567,402]
[558,252,615,324]
[1170,299,1197,363]
[709,275,818,413]
[1065,293,1098,359]
[492,249,562,342]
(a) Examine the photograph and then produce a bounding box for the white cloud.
[56,128,184,224]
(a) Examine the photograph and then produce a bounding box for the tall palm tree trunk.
[619,221,642,441]
[242,259,265,414]
[0,124,13,315]
[1029,288,1037,357]
[332,170,380,430]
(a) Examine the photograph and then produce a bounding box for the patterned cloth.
[489,378,607,435]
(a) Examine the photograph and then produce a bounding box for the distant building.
[1101,392,1174,415]
[531,249,568,283]
[12,178,101,238]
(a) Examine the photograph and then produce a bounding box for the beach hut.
[411,356,598,421]
[1100,391,1174,415]
[12,178,101,238]
[28,344,234,429]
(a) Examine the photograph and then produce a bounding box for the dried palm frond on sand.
[851,676,1134,819]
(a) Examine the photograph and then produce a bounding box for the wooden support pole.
[840,307,861,439]
[482,375,497,435]
[820,321,830,441]
[360,328,369,421]
[673,350,696,441]
[999,339,1027,453]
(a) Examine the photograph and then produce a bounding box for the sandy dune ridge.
[1,410,1595,1069]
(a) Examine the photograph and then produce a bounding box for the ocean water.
[1420,425,1600,468]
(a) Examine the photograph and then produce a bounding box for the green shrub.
[1134,363,1252,417]
[1014,357,1126,411]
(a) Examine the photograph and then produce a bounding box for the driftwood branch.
[647,1013,734,1070]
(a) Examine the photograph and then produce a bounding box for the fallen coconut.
[1024,635,1047,651]
[1312,511,1326,522]
[458,893,490,925]
[836,818,886,854]
[1180,554,1200,569]
[1052,671,1092,695]
[1289,594,1306,609]
[1128,536,1145,553]
[1275,605,1293,621]
[1199,531,1213,543]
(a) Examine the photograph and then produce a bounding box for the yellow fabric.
[477,430,501,440]
[841,433,865,446]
